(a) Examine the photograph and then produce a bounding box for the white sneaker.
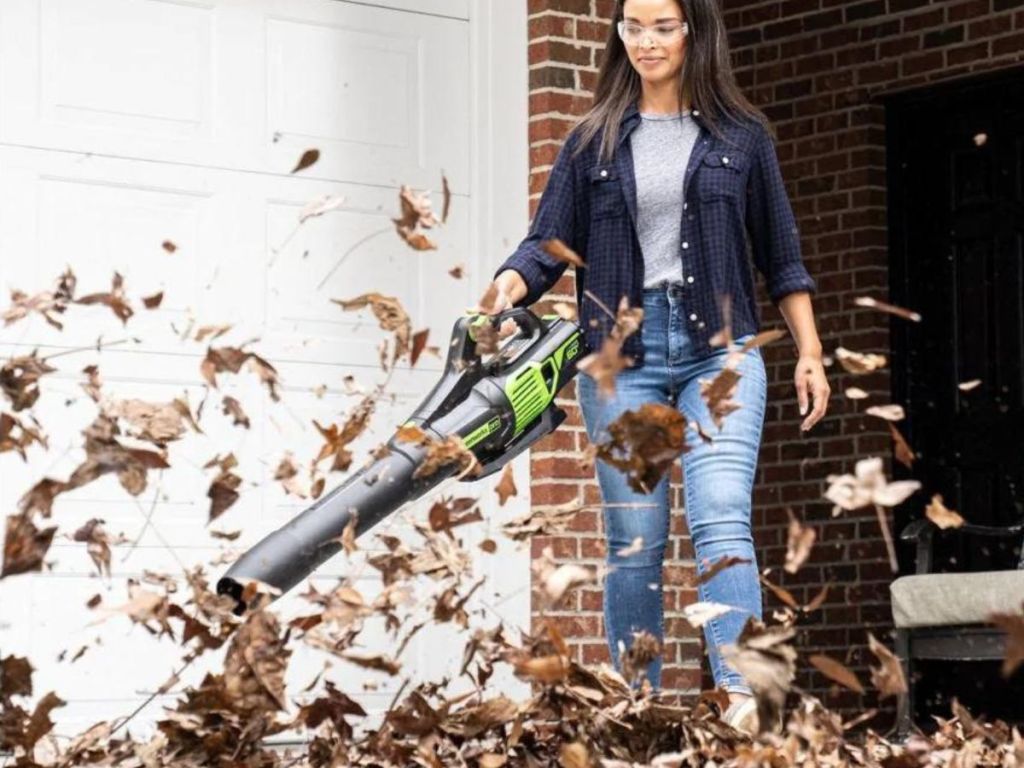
[722,697,759,736]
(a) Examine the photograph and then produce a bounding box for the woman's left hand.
[795,353,830,432]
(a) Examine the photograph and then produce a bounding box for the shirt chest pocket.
[588,165,626,219]
[695,149,747,201]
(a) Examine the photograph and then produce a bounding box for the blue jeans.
[577,284,768,695]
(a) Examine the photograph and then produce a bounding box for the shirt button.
[698,321,705,329]
[687,276,694,283]
[722,156,729,164]
[689,313,698,321]
[681,241,689,249]
[693,109,700,116]
[600,169,608,178]
[683,202,688,209]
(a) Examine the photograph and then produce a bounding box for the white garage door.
[0,0,531,743]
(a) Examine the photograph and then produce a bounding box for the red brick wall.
[523,0,1024,722]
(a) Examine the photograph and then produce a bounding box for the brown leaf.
[224,609,290,713]
[201,344,281,401]
[925,493,965,529]
[441,173,452,224]
[221,395,250,429]
[495,464,517,506]
[2,514,57,578]
[428,497,483,536]
[334,293,413,363]
[291,148,320,174]
[866,630,907,698]
[541,238,585,268]
[853,295,922,322]
[76,271,134,325]
[448,263,465,279]
[697,554,752,586]
[205,453,242,523]
[314,394,376,473]
[834,346,887,374]
[392,185,439,250]
[1,353,57,411]
[71,518,114,578]
[2,269,76,329]
[161,240,177,253]
[142,291,163,309]
[809,653,865,694]
[719,619,796,733]
[595,402,688,493]
[783,508,816,574]
[889,421,916,468]
[577,296,642,397]
[341,652,401,676]
[410,328,430,367]
[107,398,191,444]
[413,435,480,480]
[987,603,1024,678]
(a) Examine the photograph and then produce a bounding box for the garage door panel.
[0,0,470,192]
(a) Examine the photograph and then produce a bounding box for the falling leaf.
[577,296,643,397]
[809,653,865,694]
[334,293,413,363]
[924,493,965,529]
[298,194,345,223]
[2,513,57,578]
[201,344,281,402]
[866,631,907,699]
[541,238,584,268]
[221,395,250,429]
[205,453,243,523]
[441,173,452,224]
[291,148,320,174]
[1,353,57,412]
[392,185,439,250]
[76,272,134,325]
[783,508,816,574]
[682,601,736,628]
[697,554,752,586]
[834,347,887,375]
[853,296,921,322]
[274,453,309,498]
[865,404,905,421]
[2,268,76,329]
[889,422,915,468]
[410,329,430,367]
[494,464,517,506]
[70,519,116,578]
[194,324,232,342]
[617,536,643,557]
[142,291,164,309]
[161,240,177,253]
[314,394,375,473]
[596,403,688,494]
[413,435,479,480]
[719,619,796,733]
[987,603,1024,678]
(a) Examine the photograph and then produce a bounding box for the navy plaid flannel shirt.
[494,101,817,365]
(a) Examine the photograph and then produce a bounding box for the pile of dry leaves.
[2,175,1023,768]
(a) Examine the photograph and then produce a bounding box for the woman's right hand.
[472,270,527,315]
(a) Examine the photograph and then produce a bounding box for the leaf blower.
[216,308,585,614]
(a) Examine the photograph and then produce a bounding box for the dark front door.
[886,68,1024,574]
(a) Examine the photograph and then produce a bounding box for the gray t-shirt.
[629,110,700,287]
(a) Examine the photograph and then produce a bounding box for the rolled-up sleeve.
[495,132,580,307]
[745,125,817,304]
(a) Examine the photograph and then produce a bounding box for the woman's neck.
[638,83,690,115]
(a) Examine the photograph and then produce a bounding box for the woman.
[479,0,829,734]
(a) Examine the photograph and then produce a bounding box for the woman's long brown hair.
[569,0,771,163]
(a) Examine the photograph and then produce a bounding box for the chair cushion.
[889,570,1024,628]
